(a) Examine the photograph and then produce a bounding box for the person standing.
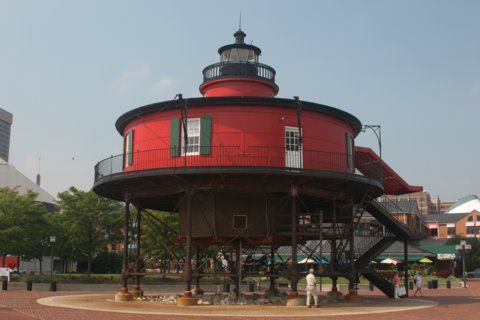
[306,268,319,308]
[413,272,424,297]
[393,272,401,299]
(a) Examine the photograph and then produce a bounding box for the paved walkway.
[0,278,478,320]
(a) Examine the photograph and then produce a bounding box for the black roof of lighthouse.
[218,29,261,56]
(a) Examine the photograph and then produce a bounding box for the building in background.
[423,211,480,239]
[0,108,13,163]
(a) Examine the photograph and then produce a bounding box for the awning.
[355,146,423,195]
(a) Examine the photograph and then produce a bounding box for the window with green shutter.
[170,118,180,157]
[200,115,212,155]
[346,132,353,168]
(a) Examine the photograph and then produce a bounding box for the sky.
[1,0,479,202]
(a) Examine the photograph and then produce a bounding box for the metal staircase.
[355,236,397,269]
[335,188,377,261]
[354,199,420,297]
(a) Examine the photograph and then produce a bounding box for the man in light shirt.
[306,268,320,308]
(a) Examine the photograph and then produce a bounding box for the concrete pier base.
[176,291,198,306]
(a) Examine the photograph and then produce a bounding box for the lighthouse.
[94,29,422,302]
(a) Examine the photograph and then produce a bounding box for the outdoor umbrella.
[419,257,433,272]
[380,257,401,265]
[298,258,317,264]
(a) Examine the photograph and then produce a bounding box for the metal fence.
[94,145,382,184]
[202,62,276,83]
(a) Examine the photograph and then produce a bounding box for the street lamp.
[361,125,382,159]
[455,240,471,288]
[49,235,56,291]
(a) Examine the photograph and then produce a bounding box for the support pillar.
[193,246,202,295]
[290,185,299,294]
[346,222,362,302]
[269,245,276,293]
[177,189,197,306]
[132,207,142,297]
[115,195,133,301]
[330,200,338,292]
[235,238,242,298]
[404,238,409,297]
[185,190,193,293]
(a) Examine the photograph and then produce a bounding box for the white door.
[285,126,303,168]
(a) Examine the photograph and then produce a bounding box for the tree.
[446,236,480,271]
[141,210,184,270]
[56,187,123,276]
[0,187,49,269]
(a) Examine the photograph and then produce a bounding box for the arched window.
[467,215,474,222]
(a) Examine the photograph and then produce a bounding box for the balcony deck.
[93,146,384,209]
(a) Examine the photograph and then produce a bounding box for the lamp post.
[361,125,382,159]
[455,240,471,288]
[49,235,56,291]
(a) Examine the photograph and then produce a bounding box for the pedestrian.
[413,272,424,297]
[306,268,320,308]
[393,271,401,299]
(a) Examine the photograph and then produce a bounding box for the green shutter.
[200,115,212,155]
[127,129,134,165]
[346,132,353,168]
[170,118,180,157]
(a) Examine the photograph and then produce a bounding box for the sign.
[437,253,455,260]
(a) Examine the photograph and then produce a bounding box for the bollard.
[369,281,374,291]
[446,280,451,289]
[248,282,255,292]
[27,281,33,291]
[2,279,7,291]
[223,283,230,292]
[50,281,57,292]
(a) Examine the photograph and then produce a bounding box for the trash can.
[427,281,432,289]
[223,283,230,292]
[409,281,414,290]
[27,281,33,291]
[50,281,57,292]
[446,280,451,289]
[369,282,374,291]
[432,279,438,289]
[1,279,7,291]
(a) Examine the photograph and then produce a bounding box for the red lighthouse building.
[94,29,422,301]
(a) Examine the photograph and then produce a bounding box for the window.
[447,227,456,236]
[233,215,247,230]
[182,118,201,155]
[467,227,475,235]
[124,129,134,167]
[285,129,301,152]
[170,116,212,157]
[430,228,438,237]
[467,216,474,222]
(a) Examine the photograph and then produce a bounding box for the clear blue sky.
[1,0,479,202]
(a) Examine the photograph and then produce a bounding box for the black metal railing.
[94,145,383,184]
[202,62,276,83]
[375,198,423,236]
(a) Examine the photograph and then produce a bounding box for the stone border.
[37,293,437,318]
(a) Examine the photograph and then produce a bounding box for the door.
[285,126,303,168]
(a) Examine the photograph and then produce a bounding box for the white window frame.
[181,118,201,156]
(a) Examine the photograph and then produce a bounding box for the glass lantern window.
[221,48,257,63]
